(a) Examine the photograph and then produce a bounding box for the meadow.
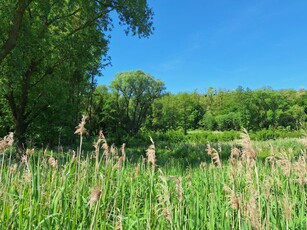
[0,128,306,230]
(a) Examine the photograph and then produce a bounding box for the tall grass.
[0,131,306,229]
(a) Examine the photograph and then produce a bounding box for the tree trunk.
[5,60,38,155]
[15,113,27,154]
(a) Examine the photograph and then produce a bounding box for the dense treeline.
[90,74,306,142]
[1,69,306,148]
[148,87,307,132]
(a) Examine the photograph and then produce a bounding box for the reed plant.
[0,130,306,229]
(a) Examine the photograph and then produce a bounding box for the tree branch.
[0,0,33,65]
[46,8,81,26]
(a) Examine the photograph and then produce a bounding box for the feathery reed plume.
[21,154,30,172]
[246,190,261,230]
[120,143,126,162]
[26,148,34,156]
[22,170,32,183]
[93,131,103,178]
[146,137,156,171]
[206,143,222,168]
[276,155,291,177]
[75,115,87,156]
[113,156,124,170]
[135,163,140,176]
[200,162,206,171]
[110,144,117,157]
[9,163,17,174]
[115,215,123,230]
[156,171,172,225]
[0,132,14,152]
[74,115,88,136]
[93,130,103,156]
[99,131,110,159]
[231,147,241,159]
[240,128,256,160]
[263,176,273,201]
[230,147,241,169]
[292,154,306,184]
[224,185,240,210]
[169,176,183,203]
[48,156,58,169]
[265,155,276,167]
[21,155,32,183]
[280,196,294,222]
[89,187,102,210]
[186,169,192,187]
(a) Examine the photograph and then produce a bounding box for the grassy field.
[0,130,306,229]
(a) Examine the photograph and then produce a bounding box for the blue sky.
[97,0,307,93]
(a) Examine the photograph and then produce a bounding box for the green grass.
[0,137,306,229]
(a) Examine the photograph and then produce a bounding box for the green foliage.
[109,70,165,135]
[200,111,216,130]
[149,92,204,134]
[250,129,304,141]
[0,0,154,150]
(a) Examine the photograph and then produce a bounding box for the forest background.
[0,0,306,158]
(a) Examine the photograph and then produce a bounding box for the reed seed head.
[89,187,102,209]
[74,115,88,135]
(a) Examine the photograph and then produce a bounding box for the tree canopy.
[0,0,154,152]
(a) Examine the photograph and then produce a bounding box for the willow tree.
[110,70,165,135]
[0,0,154,152]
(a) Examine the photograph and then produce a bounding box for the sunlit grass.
[0,134,306,229]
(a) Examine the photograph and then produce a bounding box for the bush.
[250,129,304,141]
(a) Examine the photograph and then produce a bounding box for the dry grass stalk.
[146,137,156,171]
[206,143,222,168]
[74,115,88,136]
[89,187,102,210]
[0,132,14,152]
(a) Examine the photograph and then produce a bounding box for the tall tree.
[0,0,154,152]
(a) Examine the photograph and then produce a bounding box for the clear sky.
[97,0,307,93]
